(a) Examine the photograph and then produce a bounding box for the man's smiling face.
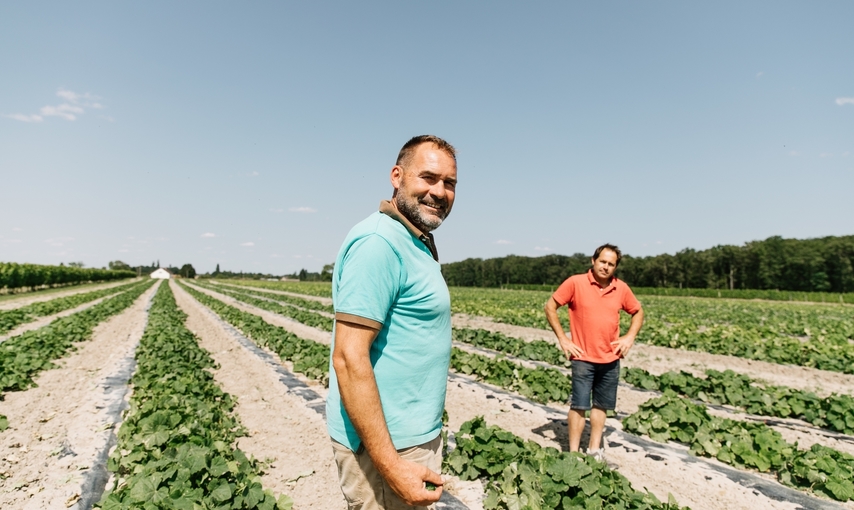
[391,143,457,233]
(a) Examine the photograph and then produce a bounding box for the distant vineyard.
[0,262,135,291]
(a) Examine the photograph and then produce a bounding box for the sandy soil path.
[171,281,344,510]
[453,314,854,397]
[0,281,158,510]
[0,279,140,311]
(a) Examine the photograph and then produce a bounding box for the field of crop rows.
[0,277,853,509]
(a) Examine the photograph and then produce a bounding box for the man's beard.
[395,191,448,233]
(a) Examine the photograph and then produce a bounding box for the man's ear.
[390,165,403,191]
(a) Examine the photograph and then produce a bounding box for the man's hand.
[381,457,444,506]
[611,334,635,357]
[558,335,584,360]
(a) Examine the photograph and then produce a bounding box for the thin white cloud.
[240,242,255,247]
[534,246,552,252]
[843,152,850,157]
[118,249,130,253]
[789,151,800,157]
[13,227,23,232]
[289,207,317,213]
[3,113,43,123]
[756,71,764,78]
[495,239,513,245]
[250,171,259,176]
[836,97,854,106]
[99,115,115,122]
[4,88,106,123]
[2,239,23,244]
[820,153,833,158]
[269,208,284,213]
[40,103,84,120]
[200,232,216,238]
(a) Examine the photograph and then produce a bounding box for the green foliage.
[0,281,154,398]
[179,283,330,386]
[622,367,854,435]
[0,262,135,291]
[445,417,688,509]
[98,283,291,510]
[623,396,854,501]
[194,282,333,329]
[450,349,571,405]
[0,280,144,335]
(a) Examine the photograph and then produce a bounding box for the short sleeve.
[552,277,576,307]
[335,234,402,326]
[622,286,641,315]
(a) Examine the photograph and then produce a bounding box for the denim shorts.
[570,359,620,410]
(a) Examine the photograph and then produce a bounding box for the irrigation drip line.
[75,282,159,510]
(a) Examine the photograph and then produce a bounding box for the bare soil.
[0,282,158,509]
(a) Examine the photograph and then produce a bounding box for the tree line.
[441,235,854,293]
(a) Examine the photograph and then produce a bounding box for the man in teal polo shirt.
[328,135,458,509]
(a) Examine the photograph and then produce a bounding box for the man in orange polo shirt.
[544,243,644,461]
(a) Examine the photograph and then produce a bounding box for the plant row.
[0,279,154,397]
[98,283,291,510]
[448,288,854,374]
[623,367,854,435]
[454,327,854,435]
[624,395,854,502]
[0,261,135,291]
[209,282,333,313]
[0,279,144,335]
[179,283,330,386]
[445,416,687,509]
[191,283,333,332]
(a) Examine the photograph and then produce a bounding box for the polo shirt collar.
[379,200,439,261]
[587,269,616,293]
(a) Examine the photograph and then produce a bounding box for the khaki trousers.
[331,436,442,510]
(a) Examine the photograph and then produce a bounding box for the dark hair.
[592,244,622,266]
[395,135,456,168]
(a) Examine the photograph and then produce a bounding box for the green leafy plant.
[99,283,291,510]
[445,417,687,509]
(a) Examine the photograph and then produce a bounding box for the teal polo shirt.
[326,201,451,452]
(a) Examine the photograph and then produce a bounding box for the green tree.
[179,264,196,279]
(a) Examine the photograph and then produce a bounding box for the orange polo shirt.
[551,270,641,364]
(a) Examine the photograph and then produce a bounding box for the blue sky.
[2,2,852,274]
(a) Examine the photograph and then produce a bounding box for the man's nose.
[429,182,446,199]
